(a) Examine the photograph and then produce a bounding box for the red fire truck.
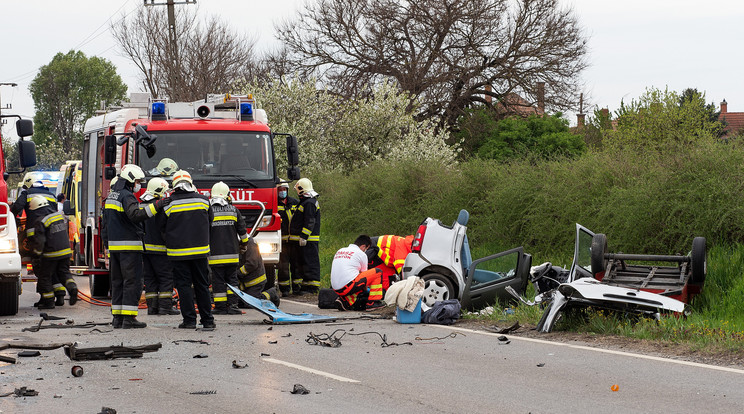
[0,116,37,315]
[80,93,300,296]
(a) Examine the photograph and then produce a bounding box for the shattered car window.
[577,229,593,273]
[471,251,518,287]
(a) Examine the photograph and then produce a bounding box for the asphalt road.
[1,277,743,414]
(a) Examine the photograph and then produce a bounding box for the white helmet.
[110,176,119,190]
[120,164,145,184]
[277,179,290,189]
[156,158,178,176]
[146,177,169,198]
[29,195,49,211]
[294,178,314,196]
[23,172,36,188]
[172,170,193,187]
[211,181,230,199]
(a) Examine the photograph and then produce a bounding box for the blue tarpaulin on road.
[227,284,338,324]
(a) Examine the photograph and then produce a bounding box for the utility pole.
[0,82,18,126]
[144,0,196,100]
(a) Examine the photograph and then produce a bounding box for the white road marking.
[431,325,744,375]
[262,357,360,383]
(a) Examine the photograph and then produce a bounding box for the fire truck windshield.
[138,131,274,183]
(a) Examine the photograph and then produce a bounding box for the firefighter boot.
[55,292,65,306]
[212,301,229,315]
[121,316,147,329]
[112,315,123,329]
[67,284,78,306]
[261,287,281,307]
[291,284,303,296]
[146,298,159,315]
[226,295,243,315]
[158,297,180,315]
[38,296,56,310]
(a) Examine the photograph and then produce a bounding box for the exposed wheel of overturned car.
[590,233,608,276]
[690,236,706,284]
[421,273,455,310]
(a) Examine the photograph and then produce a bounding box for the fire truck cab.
[81,93,300,297]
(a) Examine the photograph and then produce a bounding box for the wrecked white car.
[401,210,532,311]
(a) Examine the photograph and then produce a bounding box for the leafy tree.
[477,113,586,161]
[452,107,500,159]
[610,87,725,149]
[679,88,725,138]
[29,50,127,158]
[238,78,459,175]
[276,0,589,128]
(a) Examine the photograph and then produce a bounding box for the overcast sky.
[1,0,743,139]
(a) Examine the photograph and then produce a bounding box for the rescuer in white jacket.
[330,235,385,311]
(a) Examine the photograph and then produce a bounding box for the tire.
[0,277,20,316]
[73,242,83,266]
[591,234,608,276]
[90,274,111,298]
[690,237,706,284]
[421,273,456,310]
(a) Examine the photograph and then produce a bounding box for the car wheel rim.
[423,279,449,308]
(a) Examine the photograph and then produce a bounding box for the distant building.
[718,99,744,137]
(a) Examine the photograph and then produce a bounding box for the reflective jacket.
[208,202,249,265]
[141,197,168,255]
[238,238,266,288]
[289,195,320,243]
[27,207,72,259]
[103,183,157,252]
[277,195,299,242]
[12,186,58,224]
[162,189,212,260]
[376,235,414,274]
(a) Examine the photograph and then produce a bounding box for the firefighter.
[289,177,321,295]
[141,177,179,315]
[26,196,77,309]
[11,178,57,218]
[276,179,299,296]
[148,157,179,177]
[162,170,215,329]
[237,237,281,306]
[330,235,385,311]
[11,172,36,212]
[103,164,168,329]
[208,181,249,315]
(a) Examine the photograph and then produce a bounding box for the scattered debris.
[497,336,511,345]
[54,395,62,398]
[228,283,338,324]
[0,387,39,397]
[64,343,162,361]
[232,360,248,369]
[0,355,16,364]
[172,340,209,345]
[129,379,143,381]
[260,353,270,357]
[484,321,520,334]
[414,332,465,342]
[306,330,413,348]
[71,366,84,377]
[17,350,41,357]
[536,363,545,367]
[39,313,66,321]
[611,384,619,392]
[193,354,208,359]
[291,384,310,395]
[268,340,278,344]
[98,407,117,414]
[189,390,217,395]
[281,333,292,338]
[23,319,111,332]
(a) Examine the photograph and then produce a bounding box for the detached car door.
[460,247,531,310]
[568,224,596,282]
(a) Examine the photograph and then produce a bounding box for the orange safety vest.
[376,235,414,274]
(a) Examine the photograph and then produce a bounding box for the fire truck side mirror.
[104,166,117,180]
[15,119,33,137]
[286,135,299,166]
[104,135,117,164]
[287,166,300,181]
[17,140,37,169]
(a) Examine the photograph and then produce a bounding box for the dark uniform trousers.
[143,254,174,303]
[110,251,144,317]
[278,241,294,291]
[211,264,239,304]
[32,258,54,301]
[300,241,320,289]
[173,258,213,325]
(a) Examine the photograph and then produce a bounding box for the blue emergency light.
[151,102,167,120]
[240,102,254,121]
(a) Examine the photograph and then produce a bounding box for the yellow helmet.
[211,181,230,199]
[146,177,169,198]
[172,170,193,187]
[120,164,145,183]
[156,158,179,175]
[294,178,313,196]
[110,176,119,190]
[23,172,36,188]
[29,195,49,211]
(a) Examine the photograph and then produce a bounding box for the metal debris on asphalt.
[64,343,162,361]
[17,351,41,357]
[172,340,210,345]
[537,363,546,367]
[232,360,248,369]
[71,366,84,377]
[189,390,217,395]
[484,321,520,334]
[193,353,208,358]
[0,387,39,397]
[306,330,413,348]
[291,384,310,395]
[414,332,465,342]
[97,407,117,414]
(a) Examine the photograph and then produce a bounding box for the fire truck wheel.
[690,237,706,284]
[590,234,608,277]
[0,277,20,316]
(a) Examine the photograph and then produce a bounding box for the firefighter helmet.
[211,181,230,199]
[172,170,193,187]
[23,172,36,188]
[277,179,290,189]
[156,158,179,175]
[29,195,49,211]
[147,177,169,198]
[120,164,145,184]
[110,176,119,190]
[294,178,314,196]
